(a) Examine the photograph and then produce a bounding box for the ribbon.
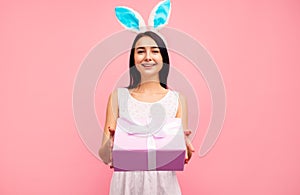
[116,117,182,170]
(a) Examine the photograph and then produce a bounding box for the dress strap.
[172,90,180,118]
[117,88,130,119]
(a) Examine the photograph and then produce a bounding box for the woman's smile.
[141,63,157,68]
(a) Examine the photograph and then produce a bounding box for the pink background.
[1,0,300,194]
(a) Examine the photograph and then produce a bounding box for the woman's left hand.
[184,129,195,164]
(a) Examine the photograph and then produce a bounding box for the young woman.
[99,31,194,195]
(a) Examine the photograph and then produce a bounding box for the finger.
[108,127,115,136]
[185,149,188,159]
[108,162,114,169]
[110,139,114,148]
[108,126,115,132]
[187,142,195,152]
[184,129,192,136]
[185,152,192,164]
[185,138,195,152]
[109,129,115,134]
[185,147,190,164]
[187,153,192,162]
[109,149,112,161]
[185,157,189,164]
[186,148,193,163]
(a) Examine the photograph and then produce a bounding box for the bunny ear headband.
[115,0,171,33]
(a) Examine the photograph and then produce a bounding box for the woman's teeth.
[142,63,156,67]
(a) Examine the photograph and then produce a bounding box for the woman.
[99,31,194,195]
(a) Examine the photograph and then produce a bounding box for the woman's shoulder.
[109,88,119,98]
[107,88,121,106]
[110,87,128,96]
[168,89,185,97]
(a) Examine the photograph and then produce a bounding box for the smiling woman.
[98,31,195,195]
[97,1,195,194]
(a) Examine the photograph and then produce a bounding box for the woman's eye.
[152,50,160,54]
[137,50,145,54]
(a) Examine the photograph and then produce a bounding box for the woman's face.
[134,36,163,78]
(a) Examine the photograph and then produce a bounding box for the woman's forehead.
[135,36,158,48]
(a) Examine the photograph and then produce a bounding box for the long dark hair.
[127,31,170,89]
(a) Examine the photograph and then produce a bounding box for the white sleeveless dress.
[109,88,182,195]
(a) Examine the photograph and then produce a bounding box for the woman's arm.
[98,89,119,164]
[176,93,195,163]
[176,93,188,130]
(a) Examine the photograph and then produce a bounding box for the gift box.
[112,117,186,171]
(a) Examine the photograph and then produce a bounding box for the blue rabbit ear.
[115,6,146,32]
[148,0,171,29]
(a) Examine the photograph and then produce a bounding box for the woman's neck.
[135,81,166,93]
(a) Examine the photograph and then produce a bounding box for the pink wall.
[1,0,300,194]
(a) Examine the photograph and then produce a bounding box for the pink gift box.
[112,117,186,171]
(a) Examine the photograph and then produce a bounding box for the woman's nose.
[145,50,152,61]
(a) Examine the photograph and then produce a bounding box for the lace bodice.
[118,88,179,125]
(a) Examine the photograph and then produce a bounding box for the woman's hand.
[184,129,195,164]
[108,126,115,168]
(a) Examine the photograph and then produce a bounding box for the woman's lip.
[142,63,156,67]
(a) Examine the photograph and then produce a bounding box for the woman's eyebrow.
[136,46,159,50]
[136,47,145,50]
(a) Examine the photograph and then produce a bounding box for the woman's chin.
[139,68,162,76]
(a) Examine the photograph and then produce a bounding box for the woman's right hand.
[108,126,115,168]
[184,129,195,164]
